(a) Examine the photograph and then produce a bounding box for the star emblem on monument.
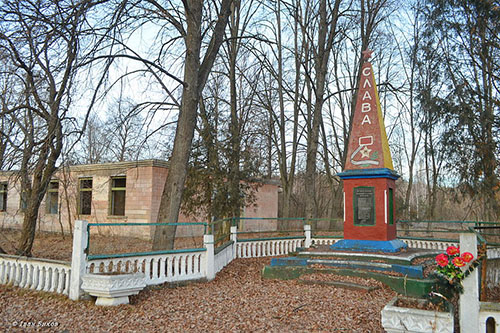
[360,146,372,158]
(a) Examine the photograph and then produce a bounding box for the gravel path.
[0,257,395,332]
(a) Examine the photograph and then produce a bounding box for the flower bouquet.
[429,245,483,305]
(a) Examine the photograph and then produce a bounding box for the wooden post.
[481,242,487,301]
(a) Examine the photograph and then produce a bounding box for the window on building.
[110,176,126,216]
[0,183,7,212]
[79,178,92,215]
[46,180,59,214]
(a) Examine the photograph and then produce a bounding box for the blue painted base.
[330,239,408,253]
[337,168,400,180]
[269,256,423,278]
[270,257,307,266]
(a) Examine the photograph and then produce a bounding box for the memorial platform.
[262,244,440,297]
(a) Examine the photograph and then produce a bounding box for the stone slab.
[270,257,423,278]
[300,246,439,260]
[330,239,408,253]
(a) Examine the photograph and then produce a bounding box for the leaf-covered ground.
[1,257,396,332]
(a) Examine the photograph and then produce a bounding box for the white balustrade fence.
[5,220,500,302]
[214,241,235,274]
[236,238,303,258]
[87,251,206,285]
[0,254,71,295]
[311,238,340,246]
[401,238,458,250]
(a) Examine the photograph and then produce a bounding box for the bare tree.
[222,0,262,219]
[303,0,343,222]
[388,3,424,218]
[152,0,234,250]
[78,115,111,164]
[0,49,23,170]
[0,0,108,256]
[423,0,500,220]
[106,99,145,162]
[417,36,446,219]
[269,0,302,219]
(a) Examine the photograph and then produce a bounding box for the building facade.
[0,160,279,238]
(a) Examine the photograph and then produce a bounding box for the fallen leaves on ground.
[1,258,395,332]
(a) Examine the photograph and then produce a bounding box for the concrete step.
[297,278,380,293]
[270,256,424,278]
[292,246,439,266]
[262,265,437,298]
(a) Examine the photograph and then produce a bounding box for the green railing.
[84,218,500,260]
[209,217,233,249]
[86,222,209,259]
[88,247,206,260]
[232,217,306,240]
[397,220,500,246]
[308,218,343,238]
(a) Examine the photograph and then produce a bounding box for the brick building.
[0,160,279,238]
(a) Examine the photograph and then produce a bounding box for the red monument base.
[331,168,407,253]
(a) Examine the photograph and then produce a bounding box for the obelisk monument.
[331,50,407,253]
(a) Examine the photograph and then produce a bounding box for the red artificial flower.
[446,246,459,256]
[436,253,449,267]
[453,257,466,267]
[461,252,474,263]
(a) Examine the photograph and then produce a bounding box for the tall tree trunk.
[17,120,62,256]
[275,0,294,226]
[153,0,233,250]
[153,2,203,250]
[305,0,341,224]
[228,0,241,219]
[266,112,272,179]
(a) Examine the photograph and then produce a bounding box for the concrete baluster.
[187,254,193,275]
[151,258,159,280]
[19,264,28,288]
[57,269,65,294]
[180,256,186,276]
[32,265,39,290]
[0,261,5,284]
[159,257,166,279]
[64,270,71,295]
[304,224,312,248]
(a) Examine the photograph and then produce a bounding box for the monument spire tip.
[362,49,373,60]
